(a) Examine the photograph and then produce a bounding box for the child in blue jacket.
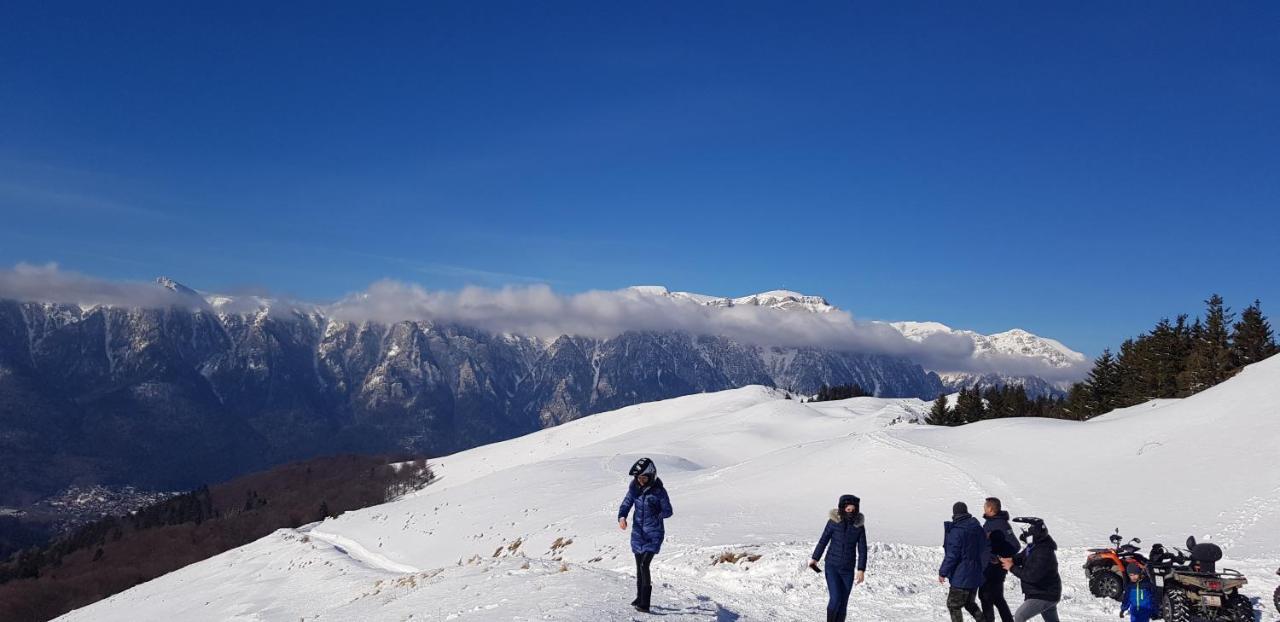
[1120,562,1160,622]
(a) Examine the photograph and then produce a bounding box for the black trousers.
[947,587,982,622]
[634,552,655,609]
[979,574,1014,622]
[635,552,654,589]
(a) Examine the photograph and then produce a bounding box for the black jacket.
[1010,535,1061,602]
[983,512,1019,580]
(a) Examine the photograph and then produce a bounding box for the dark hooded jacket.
[939,513,989,590]
[812,508,868,572]
[1011,534,1062,602]
[618,477,673,554]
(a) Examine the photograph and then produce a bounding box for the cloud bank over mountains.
[0,263,1088,381]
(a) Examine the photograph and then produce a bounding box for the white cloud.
[0,263,192,309]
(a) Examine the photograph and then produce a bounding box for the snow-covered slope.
[59,357,1280,621]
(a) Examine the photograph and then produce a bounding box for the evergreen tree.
[1180,295,1236,395]
[926,393,952,426]
[1083,349,1120,417]
[1060,383,1091,421]
[953,386,987,424]
[1113,338,1144,408]
[1231,299,1278,367]
[812,383,869,402]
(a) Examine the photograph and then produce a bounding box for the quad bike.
[1084,528,1149,601]
[1148,537,1253,622]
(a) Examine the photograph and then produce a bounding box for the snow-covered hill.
[58,357,1280,620]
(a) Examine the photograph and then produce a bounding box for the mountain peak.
[155,277,199,296]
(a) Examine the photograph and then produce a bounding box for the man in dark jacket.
[1000,517,1061,622]
[810,494,868,622]
[980,498,1017,622]
[618,457,674,613]
[939,501,988,622]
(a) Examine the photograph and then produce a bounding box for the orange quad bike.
[1084,528,1149,601]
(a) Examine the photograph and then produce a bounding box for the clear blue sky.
[2,2,1278,356]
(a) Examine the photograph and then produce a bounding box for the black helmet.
[1013,516,1048,542]
[629,457,656,479]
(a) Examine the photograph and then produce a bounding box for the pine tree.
[1231,299,1278,367]
[954,386,986,424]
[1113,338,1144,408]
[1084,349,1120,418]
[1180,295,1236,395]
[927,393,952,426]
[1061,383,1091,421]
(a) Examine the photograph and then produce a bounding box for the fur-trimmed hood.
[828,509,865,527]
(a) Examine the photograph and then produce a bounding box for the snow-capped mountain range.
[0,278,1084,505]
[630,285,1087,392]
[890,321,1087,392]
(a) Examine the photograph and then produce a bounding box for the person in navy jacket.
[939,501,990,622]
[1120,562,1160,622]
[809,494,869,622]
[617,457,673,614]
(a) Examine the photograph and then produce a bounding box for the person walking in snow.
[1119,562,1160,622]
[809,494,868,622]
[939,501,989,622]
[617,457,673,614]
[980,498,1017,622]
[1000,517,1061,622]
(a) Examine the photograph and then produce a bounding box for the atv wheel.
[1164,589,1191,622]
[1088,568,1124,600]
[1227,594,1253,622]
[1274,584,1279,615]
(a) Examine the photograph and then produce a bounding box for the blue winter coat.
[618,478,673,554]
[812,510,868,572]
[939,514,989,590]
[1121,578,1160,618]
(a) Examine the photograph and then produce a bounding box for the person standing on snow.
[1119,562,1159,622]
[809,494,869,622]
[980,498,1017,622]
[939,501,989,622]
[1000,517,1062,622]
[617,457,673,614]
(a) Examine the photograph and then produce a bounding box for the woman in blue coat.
[617,457,674,614]
[810,494,869,622]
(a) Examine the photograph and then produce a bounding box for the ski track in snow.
[57,357,1280,621]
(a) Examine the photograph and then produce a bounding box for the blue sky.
[2,2,1278,356]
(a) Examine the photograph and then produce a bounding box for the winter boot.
[635,585,652,613]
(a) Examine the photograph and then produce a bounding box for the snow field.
[59,356,1280,620]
